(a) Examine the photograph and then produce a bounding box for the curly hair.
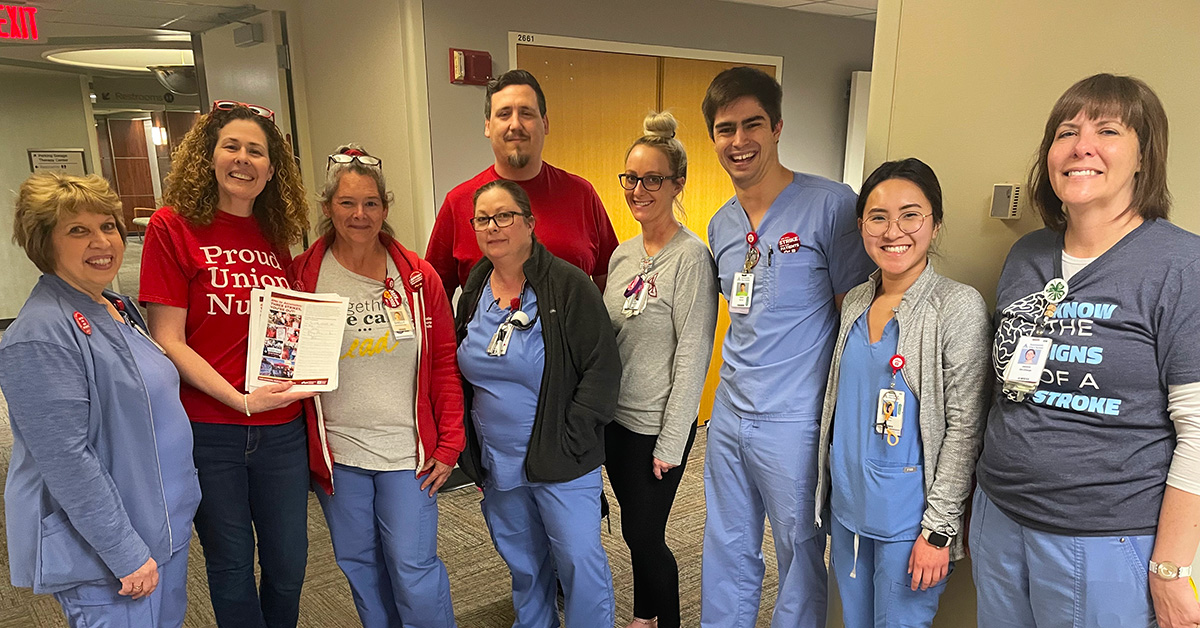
[163,105,308,247]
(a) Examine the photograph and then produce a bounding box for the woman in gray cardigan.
[814,159,991,628]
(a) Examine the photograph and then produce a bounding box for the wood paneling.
[661,57,776,422]
[114,158,154,196]
[517,45,658,242]
[108,118,149,158]
[517,45,779,423]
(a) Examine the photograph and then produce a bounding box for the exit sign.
[0,5,38,41]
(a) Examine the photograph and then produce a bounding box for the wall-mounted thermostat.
[990,184,1021,220]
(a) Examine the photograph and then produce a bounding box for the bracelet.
[242,394,251,417]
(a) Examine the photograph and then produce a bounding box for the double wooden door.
[516,44,775,423]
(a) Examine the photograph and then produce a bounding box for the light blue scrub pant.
[971,486,1156,628]
[830,518,949,628]
[480,467,614,628]
[316,464,456,628]
[54,549,189,628]
[701,400,827,628]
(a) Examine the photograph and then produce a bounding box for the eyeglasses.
[470,211,527,231]
[327,153,382,172]
[211,100,276,121]
[861,211,933,237]
[618,173,679,192]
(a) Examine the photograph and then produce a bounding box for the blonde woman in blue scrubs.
[814,158,991,627]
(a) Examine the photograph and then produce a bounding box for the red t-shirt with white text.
[425,163,619,296]
[140,207,300,425]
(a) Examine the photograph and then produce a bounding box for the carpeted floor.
[0,373,781,627]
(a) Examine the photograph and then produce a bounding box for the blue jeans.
[316,464,456,628]
[191,417,309,628]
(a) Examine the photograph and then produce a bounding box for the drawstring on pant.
[849,533,860,579]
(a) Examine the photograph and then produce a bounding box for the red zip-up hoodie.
[289,233,465,495]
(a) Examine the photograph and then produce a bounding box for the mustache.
[504,132,529,141]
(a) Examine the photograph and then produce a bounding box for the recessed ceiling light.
[44,48,193,73]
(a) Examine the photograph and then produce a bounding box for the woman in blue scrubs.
[0,173,201,627]
[455,179,622,628]
[814,159,991,627]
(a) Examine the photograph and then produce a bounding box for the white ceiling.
[719,0,877,21]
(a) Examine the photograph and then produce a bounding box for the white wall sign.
[28,149,88,176]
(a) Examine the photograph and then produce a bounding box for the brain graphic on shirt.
[993,289,1045,381]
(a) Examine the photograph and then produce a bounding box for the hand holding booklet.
[246,286,349,392]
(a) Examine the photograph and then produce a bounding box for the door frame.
[508,32,783,81]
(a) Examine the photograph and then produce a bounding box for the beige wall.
[866,0,1200,307]
[0,70,97,319]
[862,1,1200,624]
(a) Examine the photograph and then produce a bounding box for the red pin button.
[408,271,424,290]
[73,311,92,336]
[384,277,395,290]
[509,297,521,311]
[890,354,905,374]
[746,231,759,246]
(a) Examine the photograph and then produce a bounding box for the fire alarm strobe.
[450,48,492,86]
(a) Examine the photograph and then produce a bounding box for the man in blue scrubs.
[700,66,875,628]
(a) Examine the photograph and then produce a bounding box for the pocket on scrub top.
[770,246,827,311]
[37,509,114,591]
[858,459,925,540]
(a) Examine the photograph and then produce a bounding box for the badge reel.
[876,354,906,446]
[488,298,535,357]
[622,256,653,318]
[1002,279,1067,401]
[730,232,759,315]
[382,277,415,341]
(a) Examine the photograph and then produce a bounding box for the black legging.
[604,420,698,628]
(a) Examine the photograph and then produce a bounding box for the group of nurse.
[0,64,1197,628]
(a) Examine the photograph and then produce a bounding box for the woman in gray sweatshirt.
[602,111,719,628]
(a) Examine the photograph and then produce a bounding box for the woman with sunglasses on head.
[289,145,463,628]
[456,179,622,628]
[140,100,314,628]
[813,158,991,628]
[602,112,717,628]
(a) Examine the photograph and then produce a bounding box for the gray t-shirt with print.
[978,220,1200,535]
[316,253,419,471]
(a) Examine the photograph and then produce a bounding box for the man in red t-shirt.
[426,69,619,297]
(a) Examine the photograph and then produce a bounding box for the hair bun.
[643,111,678,139]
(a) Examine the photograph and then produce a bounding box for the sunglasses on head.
[327,152,382,172]
[211,100,276,122]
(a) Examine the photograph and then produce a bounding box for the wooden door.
[660,57,776,424]
[516,44,778,423]
[106,118,157,232]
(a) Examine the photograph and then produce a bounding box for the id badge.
[730,272,755,314]
[876,389,905,439]
[487,322,514,356]
[382,289,415,341]
[622,289,648,318]
[1002,335,1052,394]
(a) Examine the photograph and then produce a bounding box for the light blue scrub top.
[708,172,874,419]
[830,312,924,542]
[118,321,201,554]
[457,281,546,491]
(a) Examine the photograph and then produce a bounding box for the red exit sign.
[0,5,38,41]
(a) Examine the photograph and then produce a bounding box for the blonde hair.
[627,111,688,219]
[13,173,126,274]
[163,105,308,248]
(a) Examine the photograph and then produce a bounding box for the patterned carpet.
[0,377,782,626]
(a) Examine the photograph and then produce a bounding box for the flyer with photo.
[245,286,349,392]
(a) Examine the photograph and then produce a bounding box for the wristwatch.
[921,528,953,549]
[1149,560,1193,581]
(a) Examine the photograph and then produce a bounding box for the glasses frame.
[861,212,933,237]
[327,153,383,172]
[211,100,276,122]
[469,211,526,232]
[618,173,680,192]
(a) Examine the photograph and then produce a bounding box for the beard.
[506,150,530,169]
